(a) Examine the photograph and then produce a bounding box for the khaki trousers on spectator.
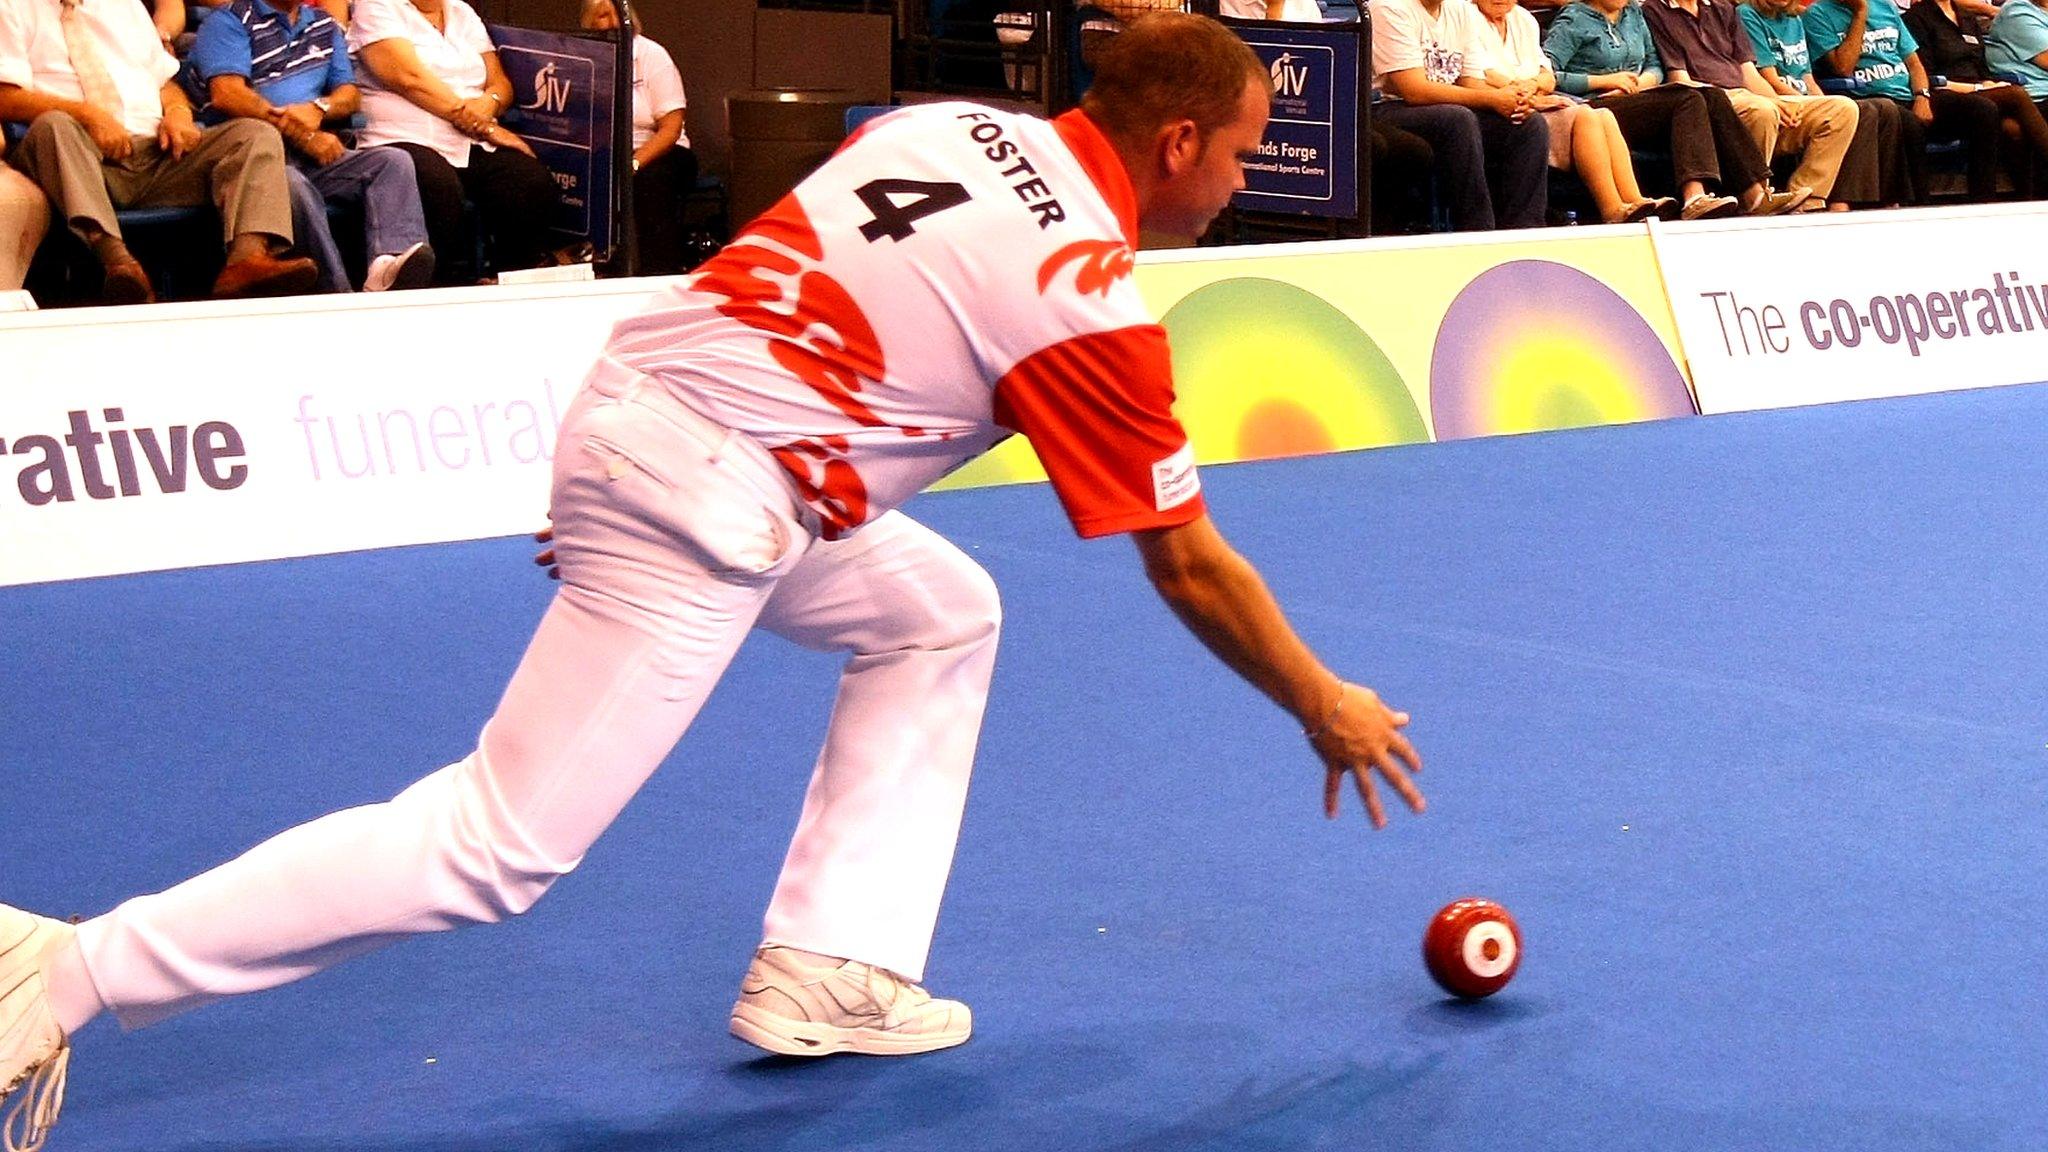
[0,164,49,291]
[1723,88,1857,199]
[11,111,294,246]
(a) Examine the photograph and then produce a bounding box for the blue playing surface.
[7,381,2048,1151]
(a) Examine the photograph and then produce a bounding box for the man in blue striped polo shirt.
[192,0,434,291]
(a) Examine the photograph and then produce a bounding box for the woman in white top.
[1219,0,1326,18]
[1470,0,1672,221]
[348,0,561,282]
[581,0,696,275]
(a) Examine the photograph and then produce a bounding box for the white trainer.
[0,906,73,1152]
[729,947,972,1057]
[363,241,435,292]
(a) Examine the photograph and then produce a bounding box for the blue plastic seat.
[844,105,897,135]
[114,204,211,229]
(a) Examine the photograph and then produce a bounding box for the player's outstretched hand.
[1308,683,1423,828]
[533,525,560,580]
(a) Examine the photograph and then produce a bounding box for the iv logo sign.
[1235,28,1356,217]
[2,408,248,506]
[1270,52,1310,98]
[523,61,572,114]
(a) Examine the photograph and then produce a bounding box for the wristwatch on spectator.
[1913,85,1932,98]
[313,97,333,120]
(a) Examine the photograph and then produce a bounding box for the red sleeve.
[992,325,1206,539]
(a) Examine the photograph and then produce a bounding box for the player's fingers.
[1354,770,1387,829]
[1390,731,1423,774]
[1375,751,1426,814]
[533,547,556,567]
[1323,767,1341,820]
[535,526,553,543]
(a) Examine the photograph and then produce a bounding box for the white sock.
[45,935,107,1036]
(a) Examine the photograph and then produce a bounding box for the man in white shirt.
[0,0,316,303]
[0,16,1424,1149]
[1371,0,1551,228]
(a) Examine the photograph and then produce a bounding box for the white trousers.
[76,365,1002,1028]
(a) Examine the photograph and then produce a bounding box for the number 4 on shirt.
[856,180,972,242]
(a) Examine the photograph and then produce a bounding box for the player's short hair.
[1080,13,1271,146]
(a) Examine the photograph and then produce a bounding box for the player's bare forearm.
[1132,515,1425,825]
[1132,515,1338,728]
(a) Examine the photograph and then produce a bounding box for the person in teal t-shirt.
[1804,0,1917,97]
[1542,0,1780,217]
[1805,0,2004,200]
[1988,0,2048,99]
[1742,0,1897,206]
[1742,1,1816,91]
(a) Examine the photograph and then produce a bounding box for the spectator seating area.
[955,0,2048,234]
[0,0,720,305]
[11,0,2048,310]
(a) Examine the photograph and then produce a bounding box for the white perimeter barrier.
[0,279,665,587]
[11,203,2048,586]
[1651,203,2048,414]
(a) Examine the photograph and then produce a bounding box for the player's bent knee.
[930,556,1002,651]
[400,759,578,923]
[443,834,570,922]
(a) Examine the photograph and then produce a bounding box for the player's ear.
[1157,117,1202,178]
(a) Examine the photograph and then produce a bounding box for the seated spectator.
[1084,1,1183,68]
[1371,118,1436,232]
[1545,0,1779,217]
[579,0,696,275]
[192,0,435,291]
[1473,0,1675,221]
[1371,0,1550,230]
[1805,0,2004,203]
[993,7,1042,93]
[0,130,50,293]
[1219,0,1326,17]
[152,0,213,54]
[1098,0,1186,17]
[1985,0,2048,110]
[157,0,347,45]
[1642,0,1850,211]
[0,0,317,305]
[347,0,560,284]
[1742,0,1899,208]
[1957,0,2048,192]
[1932,0,2048,191]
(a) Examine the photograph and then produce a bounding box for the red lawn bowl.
[1423,898,1522,999]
